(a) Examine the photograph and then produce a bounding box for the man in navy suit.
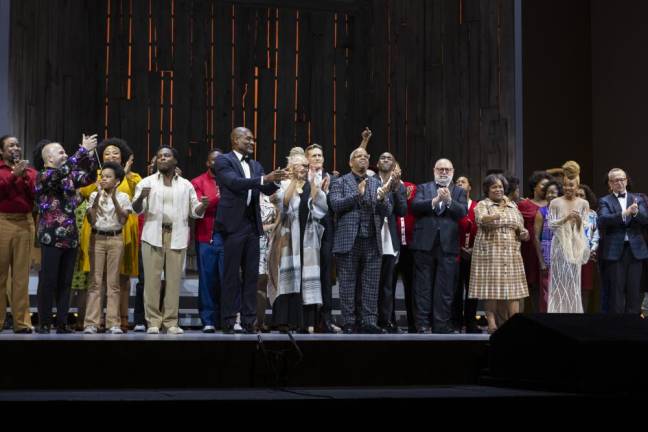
[329,147,392,334]
[410,158,467,333]
[598,168,648,314]
[214,127,288,333]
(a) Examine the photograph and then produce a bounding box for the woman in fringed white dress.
[547,177,590,313]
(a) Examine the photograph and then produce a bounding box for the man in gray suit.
[330,147,393,334]
[411,158,467,334]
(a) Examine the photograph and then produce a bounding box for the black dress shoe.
[37,325,51,334]
[341,324,355,334]
[56,325,73,334]
[14,327,33,334]
[361,324,387,334]
[417,326,431,334]
[222,325,235,334]
[380,322,403,334]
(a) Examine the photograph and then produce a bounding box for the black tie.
[436,184,445,189]
[617,193,626,199]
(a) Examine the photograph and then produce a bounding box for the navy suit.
[214,151,279,328]
[330,173,392,327]
[598,192,648,314]
[410,182,467,331]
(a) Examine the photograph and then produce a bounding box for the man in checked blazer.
[410,158,467,334]
[214,127,288,333]
[329,147,393,334]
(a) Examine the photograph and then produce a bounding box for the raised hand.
[11,160,28,177]
[358,178,367,196]
[321,175,330,193]
[264,167,289,183]
[361,127,372,142]
[81,134,98,152]
[124,155,134,176]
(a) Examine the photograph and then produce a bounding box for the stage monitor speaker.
[487,313,648,393]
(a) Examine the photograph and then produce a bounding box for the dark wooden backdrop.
[10,0,516,187]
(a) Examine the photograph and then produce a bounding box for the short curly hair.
[97,137,133,165]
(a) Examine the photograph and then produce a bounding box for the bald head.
[42,142,67,169]
[230,127,255,156]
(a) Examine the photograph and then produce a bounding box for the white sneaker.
[133,324,146,332]
[167,326,184,335]
[83,326,97,334]
[147,326,160,334]
[109,326,123,334]
[202,325,216,333]
[233,322,243,332]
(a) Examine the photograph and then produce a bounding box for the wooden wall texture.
[10,0,516,187]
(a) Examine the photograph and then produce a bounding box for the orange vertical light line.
[154,27,158,72]
[210,2,215,148]
[171,0,175,59]
[242,83,248,128]
[160,72,165,145]
[459,0,464,25]
[170,71,174,147]
[345,14,349,62]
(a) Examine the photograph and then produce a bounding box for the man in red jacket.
[0,135,37,333]
[191,149,226,333]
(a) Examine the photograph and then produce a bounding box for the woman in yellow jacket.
[79,138,141,331]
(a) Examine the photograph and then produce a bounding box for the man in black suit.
[598,168,648,314]
[375,152,408,333]
[214,127,288,333]
[329,147,392,334]
[410,158,467,333]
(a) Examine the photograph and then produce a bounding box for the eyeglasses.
[435,167,453,173]
[609,178,627,183]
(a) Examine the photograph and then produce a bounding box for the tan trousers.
[141,232,185,329]
[120,274,130,327]
[0,214,33,331]
[85,234,124,328]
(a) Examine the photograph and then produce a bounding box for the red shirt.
[396,181,417,247]
[191,170,221,243]
[458,199,478,253]
[0,160,36,214]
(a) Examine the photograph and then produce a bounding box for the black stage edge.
[0,333,489,390]
[486,314,648,394]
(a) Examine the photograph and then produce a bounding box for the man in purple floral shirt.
[34,134,98,334]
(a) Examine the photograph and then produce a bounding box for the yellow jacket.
[78,170,142,276]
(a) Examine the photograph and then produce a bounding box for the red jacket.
[395,181,417,247]
[190,170,221,243]
[458,199,478,254]
[0,160,36,213]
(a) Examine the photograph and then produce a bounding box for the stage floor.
[0,331,490,341]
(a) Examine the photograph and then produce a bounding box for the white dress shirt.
[616,191,629,241]
[133,172,204,250]
[88,191,132,231]
[233,150,252,206]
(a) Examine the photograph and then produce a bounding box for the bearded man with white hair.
[410,158,467,334]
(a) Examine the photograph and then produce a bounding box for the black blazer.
[598,192,648,261]
[409,182,467,254]
[214,151,279,235]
